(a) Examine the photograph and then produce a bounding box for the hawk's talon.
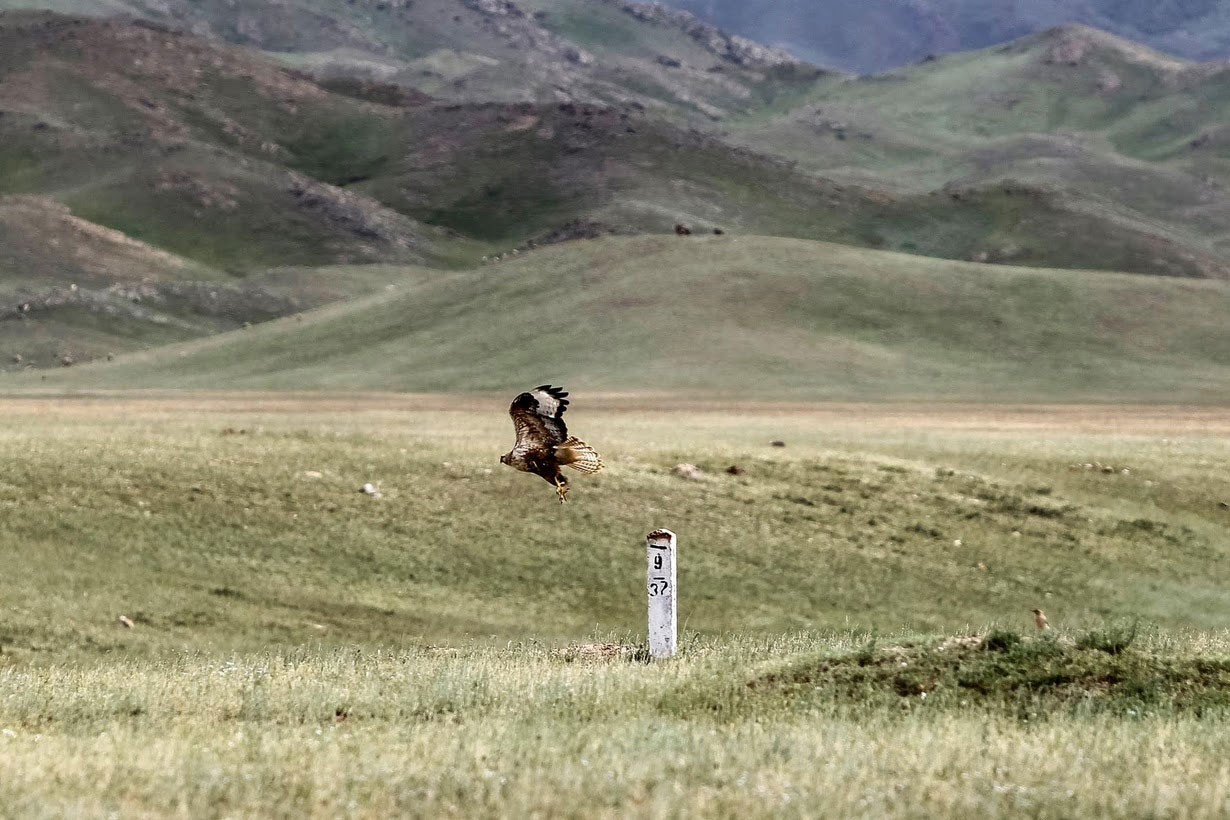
[555,479,569,503]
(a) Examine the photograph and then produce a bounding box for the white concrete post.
[646,529,677,659]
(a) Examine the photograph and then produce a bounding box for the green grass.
[5,635,1230,817]
[696,629,1230,719]
[1,396,1228,815]
[38,236,1230,399]
[1,397,1227,662]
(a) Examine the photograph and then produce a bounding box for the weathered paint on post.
[646,529,677,659]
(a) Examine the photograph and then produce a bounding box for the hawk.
[500,385,604,502]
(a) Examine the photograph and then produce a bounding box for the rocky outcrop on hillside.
[460,0,594,67]
[285,173,429,261]
[604,1,800,68]
[0,282,299,329]
[1034,24,1188,72]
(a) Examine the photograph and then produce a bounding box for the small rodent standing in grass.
[1032,608,1050,630]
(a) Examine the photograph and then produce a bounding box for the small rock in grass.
[671,463,705,481]
[725,465,744,475]
[557,643,639,662]
[302,470,323,479]
[770,440,786,448]
[117,615,135,629]
[360,483,383,499]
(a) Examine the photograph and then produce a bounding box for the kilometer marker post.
[646,529,678,659]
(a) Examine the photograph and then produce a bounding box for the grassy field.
[1,396,1228,814]
[5,635,1230,818]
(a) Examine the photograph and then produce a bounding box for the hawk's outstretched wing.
[509,385,569,457]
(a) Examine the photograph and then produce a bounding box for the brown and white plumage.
[500,385,603,502]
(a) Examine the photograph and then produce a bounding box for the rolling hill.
[6,9,1229,283]
[728,25,1230,278]
[0,11,834,364]
[33,236,1230,401]
[4,7,1230,376]
[0,13,444,269]
[0,11,462,363]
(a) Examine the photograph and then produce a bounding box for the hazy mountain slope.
[38,236,1230,401]
[662,0,1230,73]
[729,26,1230,276]
[4,9,1230,371]
[0,13,442,269]
[0,0,826,122]
[0,10,850,266]
[11,14,1210,273]
[0,12,458,362]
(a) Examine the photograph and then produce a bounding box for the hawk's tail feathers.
[556,437,604,474]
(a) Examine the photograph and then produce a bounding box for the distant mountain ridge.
[661,0,1230,73]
